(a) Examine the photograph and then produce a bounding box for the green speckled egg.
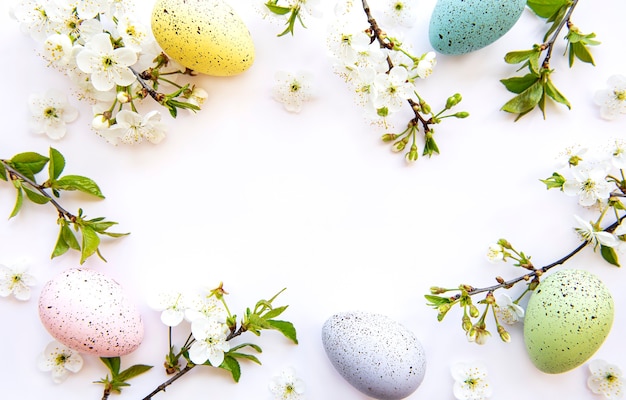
[428,0,526,55]
[523,269,614,374]
[151,0,254,76]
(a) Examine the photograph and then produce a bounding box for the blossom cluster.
[11,0,205,144]
[541,140,626,262]
[328,2,435,128]
[151,288,231,366]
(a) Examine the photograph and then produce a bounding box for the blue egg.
[429,0,526,55]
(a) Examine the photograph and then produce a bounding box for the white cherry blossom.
[563,166,612,206]
[37,341,84,383]
[594,75,626,120]
[75,32,137,91]
[588,359,624,399]
[269,367,306,400]
[188,318,230,366]
[272,70,314,113]
[0,263,36,301]
[99,110,166,145]
[28,89,78,140]
[451,362,492,400]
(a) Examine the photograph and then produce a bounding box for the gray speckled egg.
[321,311,426,400]
[524,269,614,374]
[151,0,254,76]
[38,268,144,357]
[429,0,526,55]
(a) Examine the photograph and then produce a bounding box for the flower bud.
[405,145,418,164]
[116,91,131,103]
[381,133,398,143]
[445,94,460,109]
[497,325,511,343]
[92,114,110,130]
[430,286,447,294]
[392,137,409,153]
[420,102,431,114]
[469,304,479,318]
[462,315,472,332]
[453,111,470,118]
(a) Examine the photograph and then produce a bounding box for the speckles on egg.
[428,0,527,55]
[322,311,426,400]
[523,269,614,374]
[38,268,144,357]
[151,0,255,76]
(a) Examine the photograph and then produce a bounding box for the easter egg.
[523,269,614,374]
[151,0,255,76]
[38,268,144,357]
[428,0,526,55]
[321,311,426,400]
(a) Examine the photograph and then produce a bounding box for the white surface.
[0,0,625,399]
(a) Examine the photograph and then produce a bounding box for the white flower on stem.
[116,15,149,52]
[37,340,83,383]
[150,291,188,327]
[272,71,314,113]
[75,32,137,91]
[49,3,82,38]
[384,0,417,28]
[609,140,626,170]
[587,359,624,399]
[184,293,227,323]
[185,86,209,110]
[373,66,413,113]
[100,110,166,145]
[188,318,230,366]
[451,362,492,400]
[11,0,57,41]
[555,144,588,168]
[486,243,504,263]
[0,263,36,301]
[495,293,524,325]
[594,75,626,120]
[28,89,78,140]
[574,215,619,249]
[563,166,613,206]
[414,51,437,79]
[42,34,75,67]
[269,367,306,400]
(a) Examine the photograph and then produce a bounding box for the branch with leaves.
[501,0,600,120]
[142,284,297,399]
[0,148,127,264]
[426,141,626,344]
[96,357,152,400]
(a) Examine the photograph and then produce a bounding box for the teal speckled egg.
[523,269,614,374]
[429,0,526,55]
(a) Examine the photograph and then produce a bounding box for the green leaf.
[219,356,242,382]
[51,224,70,259]
[80,225,100,264]
[600,245,620,267]
[55,175,105,199]
[267,319,298,344]
[265,3,291,15]
[544,78,571,109]
[48,147,65,181]
[504,49,537,64]
[543,4,569,41]
[0,161,6,181]
[501,80,544,116]
[116,364,153,381]
[540,172,566,189]
[23,186,50,204]
[261,305,288,320]
[100,357,121,376]
[62,223,81,250]
[10,152,49,177]
[228,352,262,365]
[500,73,540,94]
[526,0,570,18]
[570,41,595,66]
[9,182,24,219]
[425,294,452,307]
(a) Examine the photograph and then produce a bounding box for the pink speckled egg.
[38,268,144,357]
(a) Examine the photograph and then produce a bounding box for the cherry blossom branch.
[450,214,625,300]
[141,364,196,400]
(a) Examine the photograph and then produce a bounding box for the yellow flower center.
[615,89,626,101]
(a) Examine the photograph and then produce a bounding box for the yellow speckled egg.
[151,0,254,76]
[523,269,614,374]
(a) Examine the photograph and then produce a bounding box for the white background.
[0,0,625,399]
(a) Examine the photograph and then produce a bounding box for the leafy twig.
[0,147,128,264]
[501,0,600,119]
[95,357,152,399]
